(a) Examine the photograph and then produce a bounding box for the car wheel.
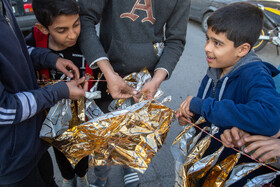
[253,29,268,52]
[201,12,213,33]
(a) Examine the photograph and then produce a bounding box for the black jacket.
[0,0,69,184]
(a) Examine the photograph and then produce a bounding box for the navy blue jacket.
[190,51,280,136]
[0,0,69,184]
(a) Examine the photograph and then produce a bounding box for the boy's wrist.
[96,59,121,83]
[152,69,168,87]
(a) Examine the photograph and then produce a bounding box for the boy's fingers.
[221,134,233,148]
[83,80,88,91]
[258,150,280,162]
[60,65,73,79]
[244,135,270,143]
[231,127,241,140]
[223,130,232,143]
[249,144,276,160]
[76,77,86,85]
[67,63,80,79]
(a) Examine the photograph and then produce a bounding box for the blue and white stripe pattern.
[27,45,35,55]
[0,107,16,125]
[16,92,37,122]
[124,171,139,186]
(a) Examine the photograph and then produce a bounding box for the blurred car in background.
[11,0,37,31]
[190,0,280,32]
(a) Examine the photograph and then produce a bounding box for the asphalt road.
[52,20,280,187]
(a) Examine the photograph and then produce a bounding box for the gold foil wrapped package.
[52,99,175,173]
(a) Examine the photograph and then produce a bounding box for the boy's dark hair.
[32,0,79,28]
[207,2,264,48]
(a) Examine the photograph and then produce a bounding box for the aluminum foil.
[186,146,224,186]
[51,99,175,173]
[224,162,262,186]
[172,123,219,187]
[244,172,280,186]
[203,153,241,187]
[40,77,102,141]
[108,67,164,111]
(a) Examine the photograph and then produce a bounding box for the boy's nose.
[68,30,78,40]
[204,42,212,52]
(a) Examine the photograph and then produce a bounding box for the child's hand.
[176,110,190,126]
[134,69,166,103]
[66,77,88,100]
[176,96,194,119]
[56,57,80,79]
[107,72,137,99]
[243,135,280,162]
[134,79,159,103]
[220,127,250,148]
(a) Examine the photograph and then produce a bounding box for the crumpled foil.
[244,172,280,187]
[203,153,240,187]
[40,69,175,173]
[52,99,175,173]
[40,75,103,141]
[172,121,279,186]
[108,67,163,111]
[186,146,224,186]
[172,123,219,187]
[224,162,262,186]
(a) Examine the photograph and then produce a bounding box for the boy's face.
[47,14,80,50]
[204,27,244,74]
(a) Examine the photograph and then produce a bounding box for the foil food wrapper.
[52,99,175,173]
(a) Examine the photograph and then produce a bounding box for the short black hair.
[32,0,79,28]
[207,2,264,49]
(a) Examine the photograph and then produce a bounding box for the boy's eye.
[215,41,221,46]
[74,22,80,27]
[57,29,66,33]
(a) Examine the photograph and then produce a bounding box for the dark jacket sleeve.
[190,73,280,136]
[0,80,69,126]
[25,28,59,70]
[155,0,191,78]
[78,0,109,66]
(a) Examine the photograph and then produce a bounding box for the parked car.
[190,0,280,32]
[10,0,37,31]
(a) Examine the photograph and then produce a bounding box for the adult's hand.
[56,57,80,79]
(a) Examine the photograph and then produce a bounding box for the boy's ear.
[35,23,49,35]
[237,43,251,58]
